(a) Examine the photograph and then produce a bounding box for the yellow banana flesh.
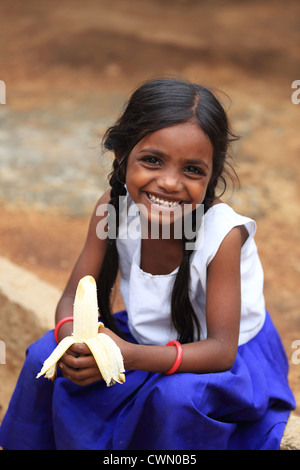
[36,275,125,386]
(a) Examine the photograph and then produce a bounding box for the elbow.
[221,349,237,372]
[219,355,236,372]
[215,342,238,372]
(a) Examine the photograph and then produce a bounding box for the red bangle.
[54,317,73,343]
[165,340,183,375]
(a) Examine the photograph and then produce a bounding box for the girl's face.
[125,121,213,229]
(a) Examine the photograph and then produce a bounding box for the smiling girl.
[0,78,295,450]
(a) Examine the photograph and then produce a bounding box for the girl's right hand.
[58,343,103,387]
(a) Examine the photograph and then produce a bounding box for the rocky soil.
[0,0,299,420]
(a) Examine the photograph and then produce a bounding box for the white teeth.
[148,193,180,207]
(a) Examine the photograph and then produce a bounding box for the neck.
[140,237,184,275]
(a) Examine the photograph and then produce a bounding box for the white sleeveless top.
[116,196,266,346]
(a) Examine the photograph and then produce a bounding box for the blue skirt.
[0,311,295,450]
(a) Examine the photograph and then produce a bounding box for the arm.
[55,190,116,385]
[55,190,111,341]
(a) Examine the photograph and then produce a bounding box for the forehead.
[134,122,213,160]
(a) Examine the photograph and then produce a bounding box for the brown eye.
[142,156,161,165]
[185,166,205,176]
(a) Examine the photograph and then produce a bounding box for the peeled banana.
[36,275,125,386]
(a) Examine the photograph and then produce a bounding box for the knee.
[151,374,188,411]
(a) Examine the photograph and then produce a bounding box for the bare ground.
[0,0,299,420]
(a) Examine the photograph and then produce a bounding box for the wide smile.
[144,191,184,208]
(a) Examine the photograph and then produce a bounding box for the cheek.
[124,161,136,188]
[191,181,210,203]
[124,176,135,199]
[124,171,143,201]
[125,162,151,191]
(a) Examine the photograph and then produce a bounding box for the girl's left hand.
[59,342,102,386]
[58,327,132,387]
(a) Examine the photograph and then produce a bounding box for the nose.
[156,170,183,192]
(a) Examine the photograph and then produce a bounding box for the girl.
[0,78,295,450]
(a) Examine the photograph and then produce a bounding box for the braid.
[96,157,126,337]
[170,209,201,343]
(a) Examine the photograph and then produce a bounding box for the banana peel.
[36,275,125,386]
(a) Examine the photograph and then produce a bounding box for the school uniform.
[0,198,295,450]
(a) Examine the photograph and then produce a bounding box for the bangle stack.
[165,340,183,375]
[54,317,73,343]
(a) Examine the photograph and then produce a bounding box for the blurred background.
[0,0,299,419]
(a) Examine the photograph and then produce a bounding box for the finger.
[61,352,96,370]
[68,342,91,356]
[59,361,102,386]
[65,347,80,358]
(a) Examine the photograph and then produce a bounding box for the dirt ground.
[0,0,299,421]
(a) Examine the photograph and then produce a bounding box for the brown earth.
[0,0,299,421]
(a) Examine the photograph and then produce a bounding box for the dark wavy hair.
[97,77,239,343]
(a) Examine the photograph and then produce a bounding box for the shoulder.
[205,202,256,240]
[85,190,112,241]
[96,188,112,207]
[192,202,257,266]
[205,201,255,226]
